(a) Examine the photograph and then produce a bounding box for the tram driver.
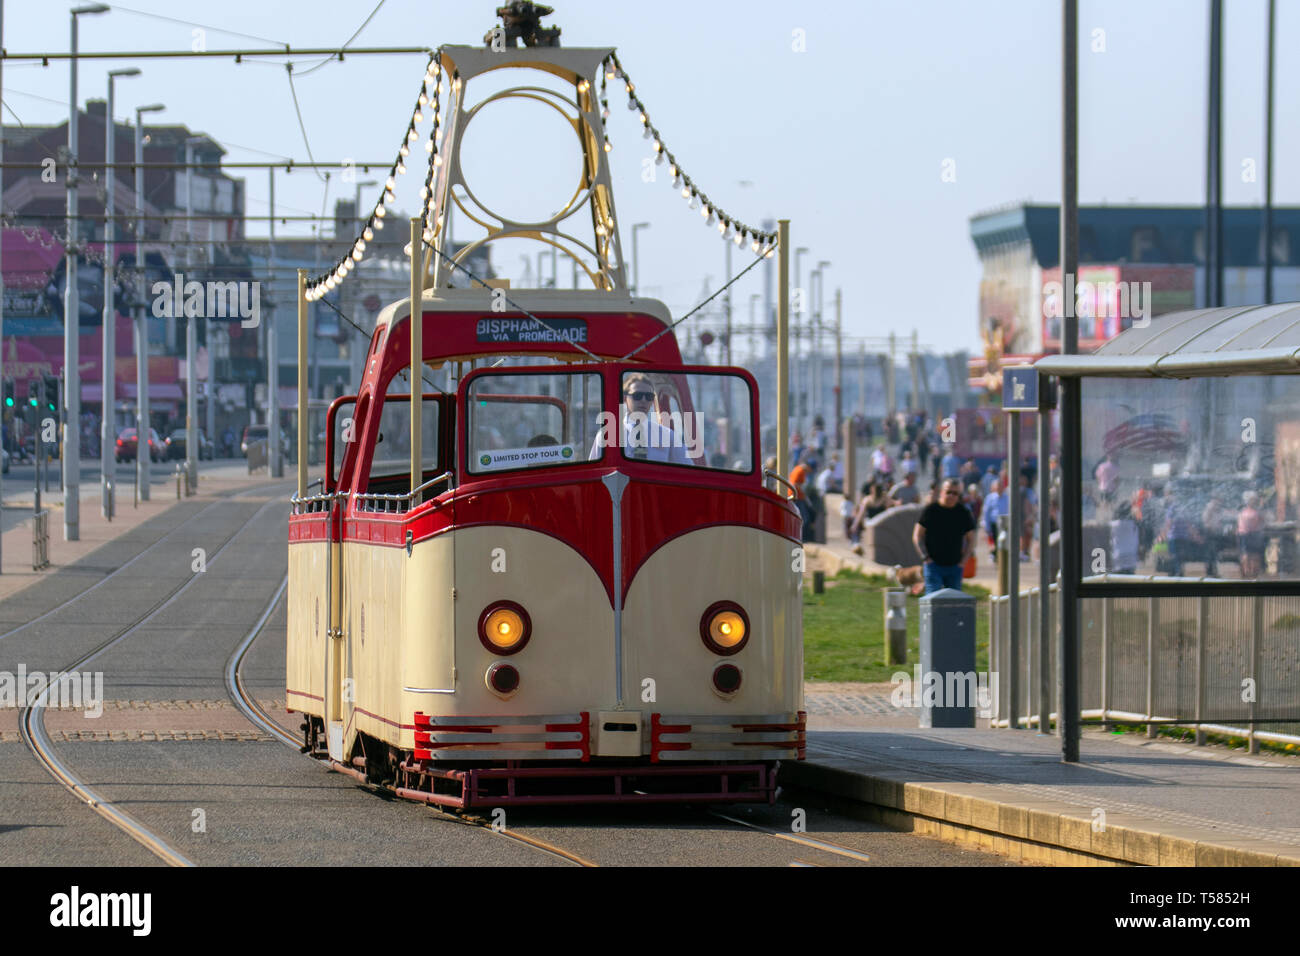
[588,374,693,464]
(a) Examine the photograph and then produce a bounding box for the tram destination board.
[476,316,588,344]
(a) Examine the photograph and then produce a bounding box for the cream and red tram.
[287,290,805,807]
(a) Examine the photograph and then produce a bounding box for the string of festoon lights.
[600,52,777,259]
[304,51,448,302]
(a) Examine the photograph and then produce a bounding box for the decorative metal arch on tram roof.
[1036,303,1300,379]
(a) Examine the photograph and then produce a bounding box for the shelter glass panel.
[1080,375,1300,581]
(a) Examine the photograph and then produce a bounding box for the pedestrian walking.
[913,477,977,593]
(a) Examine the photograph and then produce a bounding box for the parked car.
[115,427,163,463]
[165,429,214,461]
[242,424,290,458]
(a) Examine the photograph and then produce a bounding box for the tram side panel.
[341,536,407,754]
[287,535,329,721]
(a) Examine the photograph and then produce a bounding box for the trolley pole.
[296,269,307,499]
[776,221,790,477]
[409,218,423,496]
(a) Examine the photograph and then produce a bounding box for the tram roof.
[374,287,674,333]
[1035,303,1300,379]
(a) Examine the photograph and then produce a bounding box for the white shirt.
[588,416,693,465]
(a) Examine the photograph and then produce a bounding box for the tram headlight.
[478,602,532,655]
[700,601,749,656]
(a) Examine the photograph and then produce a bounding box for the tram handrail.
[764,469,798,500]
[353,471,453,514]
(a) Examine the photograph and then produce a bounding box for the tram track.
[225,571,599,867]
[17,487,288,868]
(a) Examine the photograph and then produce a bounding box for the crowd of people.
[1095,453,1271,579]
[772,410,1069,594]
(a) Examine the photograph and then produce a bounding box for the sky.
[2,0,1297,354]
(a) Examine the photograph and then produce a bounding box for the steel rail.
[707,809,874,865]
[19,489,287,867]
[0,482,274,643]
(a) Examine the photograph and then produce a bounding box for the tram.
[285,28,803,807]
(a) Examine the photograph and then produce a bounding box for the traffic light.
[3,379,12,409]
[43,375,59,415]
[27,380,39,408]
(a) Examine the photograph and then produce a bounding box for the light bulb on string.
[375,204,387,219]
[385,189,396,204]
[426,139,434,153]
[433,153,443,166]
[680,185,691,199]
[363,226,374,241]
[603,138,612,153]
[403,241,413,256]
[419,91,429,106]
[400,144,410,157]
[396,161,406,175]
[413,109,423,123]
[734,231,745,247]
[687,193,699,210]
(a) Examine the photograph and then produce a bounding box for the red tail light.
[116,439,122,446]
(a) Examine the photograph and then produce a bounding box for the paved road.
[0,482,1019,867]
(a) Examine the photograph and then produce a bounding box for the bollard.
[176,464,182,500]
[812,570,825,594]
[883,587,907,665]
[918,588,977,728]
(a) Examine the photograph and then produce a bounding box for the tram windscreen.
[613,371,754,473]
[467,371,602,474]
[367,392,441,487]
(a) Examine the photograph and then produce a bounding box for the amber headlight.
[478,601,532,655]
[700,601,749,655]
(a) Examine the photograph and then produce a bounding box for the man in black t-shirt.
[913,477,977,594]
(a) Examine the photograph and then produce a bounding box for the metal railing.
[989,574,1300,750]
[293,472,455,517]
[32,509,49,570]
[353,472,452,514]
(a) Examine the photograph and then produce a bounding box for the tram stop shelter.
[1028,304,1300,751]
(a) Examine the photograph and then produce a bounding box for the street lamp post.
[185,135,202,489]
[793,247,809,443]
[101,67,139,518]
[133,103,163,501]
[65,3,110,541]
[814,260,831,435]
[631,222,650,295]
